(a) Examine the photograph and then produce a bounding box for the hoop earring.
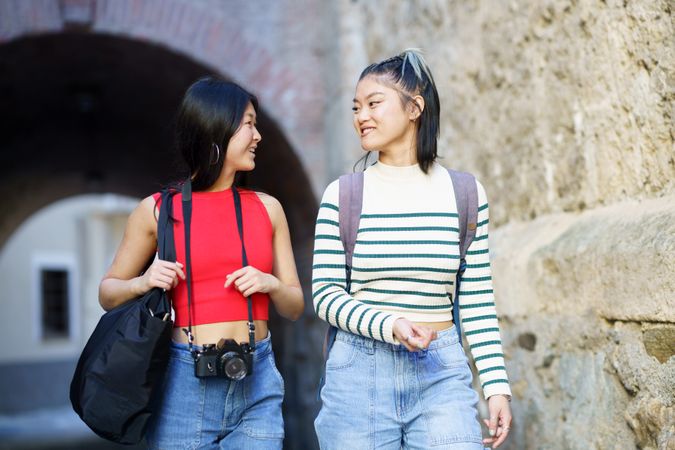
[210,143,221,165]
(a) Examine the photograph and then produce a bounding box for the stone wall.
[332,0,674,448]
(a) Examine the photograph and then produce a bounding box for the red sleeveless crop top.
[153,189,273,326]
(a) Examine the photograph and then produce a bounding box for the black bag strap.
[181,181,255,353]
[149,189,175,318]
[157,190,176,263]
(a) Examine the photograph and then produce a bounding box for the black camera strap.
[181,180,256,354]
[232,188,257,352]
[181,181,196,354]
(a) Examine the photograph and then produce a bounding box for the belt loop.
[364,337,375,355]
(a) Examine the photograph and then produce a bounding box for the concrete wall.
[332,0,674,448]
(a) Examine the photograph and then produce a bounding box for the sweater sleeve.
[458,180,512,399]
[312,180,402,344]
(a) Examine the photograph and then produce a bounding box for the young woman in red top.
[99,77,304,449]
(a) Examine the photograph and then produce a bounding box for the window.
[32,254,78,342]
[41,269,70,339]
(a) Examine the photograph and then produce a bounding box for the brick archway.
[0,0,325,191]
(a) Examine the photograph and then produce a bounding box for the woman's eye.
[352,106,359,113]
[369,101,379,108]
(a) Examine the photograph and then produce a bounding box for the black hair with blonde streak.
[359,48,440,173]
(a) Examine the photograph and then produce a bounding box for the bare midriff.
[413,320,454,332]
[172,320,269,346]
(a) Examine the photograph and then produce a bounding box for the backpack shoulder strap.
[321,173,364,366]
[338,172,364,288]
[447,169,478,342]
[448,169,478,260]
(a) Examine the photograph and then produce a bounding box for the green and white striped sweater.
[312,161,511,398]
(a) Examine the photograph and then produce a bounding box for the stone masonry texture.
[332,0,674,448]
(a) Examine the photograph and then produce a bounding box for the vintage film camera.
[193,338,253,380]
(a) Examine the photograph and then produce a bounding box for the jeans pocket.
[429,341,467,369]
[268,353,285,396]
[325,339,357,370]
[242,353,285,440]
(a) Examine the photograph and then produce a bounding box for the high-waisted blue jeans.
[315,326,483,449]
[145,333,284,450]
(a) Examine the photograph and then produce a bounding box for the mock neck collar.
[368,160,429,181]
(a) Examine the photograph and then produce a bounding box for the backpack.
[323,168,478,357]
[70,190,176,444]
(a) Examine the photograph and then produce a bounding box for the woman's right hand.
[393,318,437,352]
[134,260,185,294]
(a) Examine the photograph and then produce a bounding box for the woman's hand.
[392,318,437,352]
[225,266,280,298]
[482,394,512,448]
[135,260,185,294]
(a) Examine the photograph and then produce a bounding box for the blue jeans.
[145,333,284,450]
[315,326,483,449]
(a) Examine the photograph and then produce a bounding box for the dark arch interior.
[0,32,317,242]
[0,32,319,444]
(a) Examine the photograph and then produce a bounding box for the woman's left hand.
[225,266,280,298]
[482,394,512,448]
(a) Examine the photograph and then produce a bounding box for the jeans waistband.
[169,331,273,363]
[335,325,459,353]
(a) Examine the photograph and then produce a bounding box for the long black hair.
[175,77,258,191]
[358,49,440,173]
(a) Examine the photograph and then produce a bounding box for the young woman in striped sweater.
[312,50,512,449]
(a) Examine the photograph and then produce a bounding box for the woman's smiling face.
[225,102,261,172]
[352,75,415,153]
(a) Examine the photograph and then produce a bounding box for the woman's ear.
[409,95,425,120]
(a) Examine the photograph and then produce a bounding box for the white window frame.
[31,253,80,343]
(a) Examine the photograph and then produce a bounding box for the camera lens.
[220,351,247,380]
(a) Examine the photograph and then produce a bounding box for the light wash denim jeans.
[145,333,284,450]
[315,326,483,449]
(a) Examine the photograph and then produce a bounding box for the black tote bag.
[70,190,176,444]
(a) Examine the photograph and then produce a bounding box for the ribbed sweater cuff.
[483,382,512,400]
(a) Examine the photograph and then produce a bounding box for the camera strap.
[232,188,256,352]
[181,180,256,355]
[181,181,196,355]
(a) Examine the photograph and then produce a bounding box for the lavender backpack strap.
[322,174,363,356]
[319,173,365,396]
[448,169,478,342]
[338,172,364,290]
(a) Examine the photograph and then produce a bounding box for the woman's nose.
[356,108,370,123]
